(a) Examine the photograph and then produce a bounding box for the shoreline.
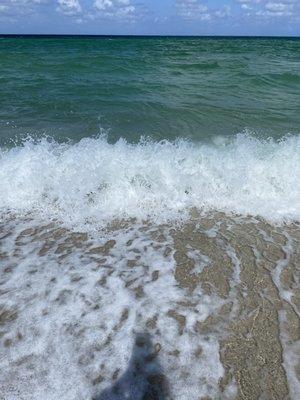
[0,212,299,399]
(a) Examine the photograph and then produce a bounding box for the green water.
[0,36,299,145]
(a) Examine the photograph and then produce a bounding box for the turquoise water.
[0,36,299,145]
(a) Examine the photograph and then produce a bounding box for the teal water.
[0,36,299,145]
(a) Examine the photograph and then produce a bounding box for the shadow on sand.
[93,332,170,400]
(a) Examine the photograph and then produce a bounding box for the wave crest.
[0,133,299,228]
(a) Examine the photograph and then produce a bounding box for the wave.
[0,133,299,229]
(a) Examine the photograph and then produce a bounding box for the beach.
[0,211,299,399]
[0,36,299,399]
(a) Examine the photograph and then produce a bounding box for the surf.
[0,132,299,230]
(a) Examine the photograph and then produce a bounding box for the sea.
[0,36,299,400]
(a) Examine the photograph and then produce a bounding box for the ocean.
[0,36,299,400]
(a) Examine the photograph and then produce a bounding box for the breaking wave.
[0,133,299,229]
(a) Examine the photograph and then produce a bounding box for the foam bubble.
[0,133,299,229]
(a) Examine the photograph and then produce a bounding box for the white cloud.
[0,0,84,19]
[176,1,232,21]
[0,0,143,21]
[215,5,231,18]
[93,0,136,20]
[241,4,252,10]
[257,1,294,17]
[236,0,298,18]
[0,0,48,17]
[10,0,48,4]
[1,0,299,28]
[57,0,82,16]
[175,0,211,21]
[94,0,112,10]
[266,2,292,12]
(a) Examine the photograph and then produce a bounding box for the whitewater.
[0,133,299,230]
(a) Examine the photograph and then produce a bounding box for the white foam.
[278,309,300,400]
[0,217,231,400]
[0,133,299,229]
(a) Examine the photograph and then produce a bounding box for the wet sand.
[172,214,300,399]
[0,212,299,399]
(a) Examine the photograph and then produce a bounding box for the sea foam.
[0,133,299,229]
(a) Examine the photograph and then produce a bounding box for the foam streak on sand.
[0,133,299,230]
[0,212,299,399]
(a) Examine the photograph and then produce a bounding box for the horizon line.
[1,33,299,38]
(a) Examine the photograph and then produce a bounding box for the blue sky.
[0,0,299,36]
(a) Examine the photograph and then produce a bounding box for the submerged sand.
[172,214,299,399]
[0,212,299,399]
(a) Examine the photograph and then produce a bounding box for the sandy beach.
[0,212,299,399]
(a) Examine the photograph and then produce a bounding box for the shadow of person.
[94,332,170,400]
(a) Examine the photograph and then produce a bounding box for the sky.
[0,0,299,36]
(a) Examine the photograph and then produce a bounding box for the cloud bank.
[0,0,299,34]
